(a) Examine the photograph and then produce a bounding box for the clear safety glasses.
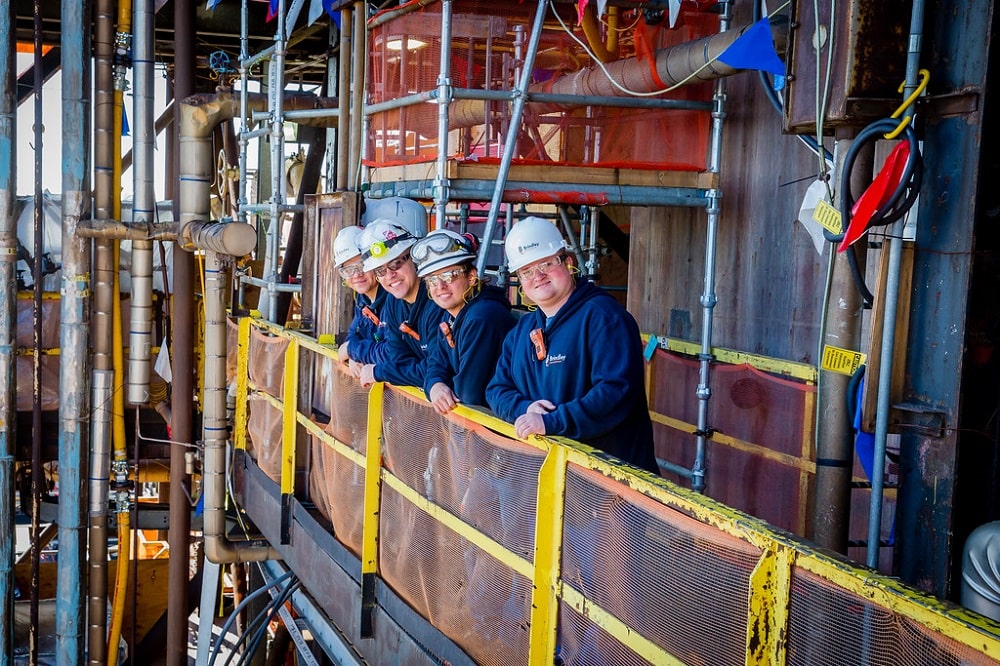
[515,255,564,282]
[424,268,467,287]
[411,234,473,263]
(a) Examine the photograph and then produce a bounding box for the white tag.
[797,179,831,256]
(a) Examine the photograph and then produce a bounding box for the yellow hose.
[108,0,133,658]
[580,3,614,63]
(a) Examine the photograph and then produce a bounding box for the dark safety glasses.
[374,253,412,278]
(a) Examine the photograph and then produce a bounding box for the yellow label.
[813,199,842,234]
[821,345,866,376]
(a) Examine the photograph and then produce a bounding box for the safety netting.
[377,387,543,665]
[558,464,760,665]
[366,0,715,172]
[245,329,290,483]
[649,347,817,534]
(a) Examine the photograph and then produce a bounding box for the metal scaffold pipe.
[0,1,17,660]
[57,0,93,663]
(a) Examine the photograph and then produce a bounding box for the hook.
[884,69,930,139]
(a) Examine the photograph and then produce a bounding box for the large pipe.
[168,0,196,660]
[129,0,156,406]
[203,251,279,564]
[432,0,454,227]
[349,4,365,189]
[57,0,93,662]
[379,18,787,138]
[89,0,116,661]
[0,2,17,661]
[335,7,350,190]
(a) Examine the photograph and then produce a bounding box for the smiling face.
[375,252,420,302]
[425,264,475,316]
[339,256,379,300]
[517,253,575,316]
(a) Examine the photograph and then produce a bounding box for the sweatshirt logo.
[544,353,566,367]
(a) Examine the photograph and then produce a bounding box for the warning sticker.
[822,345,866,376]
[813,199,843,234]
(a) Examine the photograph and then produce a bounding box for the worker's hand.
[428,383,459,415]
[526,399,556,415]
[359,364,376,388]
[514,412,546,439]
[347,359,364,379]
[337,341,351,363]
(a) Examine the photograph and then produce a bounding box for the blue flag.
[122,105,130,137]
[206,0,222,9]
[267,0,279,21]
[718,18,786,76]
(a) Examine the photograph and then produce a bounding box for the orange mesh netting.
[378,387,544,665]
[247,394,282,483]
[558,464,761,665]
[308,364,371,556]
[786,568,998,666]
[649,348,816,534]
[366,1,714,172]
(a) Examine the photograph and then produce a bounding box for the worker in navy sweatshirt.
[333,225,390,371]
[357,219,447,389]
[411,229,516,413]
[486,216,659,474]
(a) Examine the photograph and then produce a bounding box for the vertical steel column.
[129,0,156,405]
[265,0,288,323]
[0,1,17,661]
[89,2,116,660]
[335,7,351,190]
[57,1,93,663]
[867,0,926,570]
[349,4,365,189]
[168,0,196,661]
[475,0,548,275]
[432,0,454,228]
[30,1,45,660]
[690,0,731,493]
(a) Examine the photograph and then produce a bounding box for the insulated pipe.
[57,0,92,662]
[867,0,927,571]
[0,2,17,661]
[179,91,337,251]
[350,4,366,189]
[89,1,116,661]
[129,0,156,406]
[203,251,279,564]
[264,0,289,323]
[379,19,786,138]
[433,0,454,227]
[476,0,548,276]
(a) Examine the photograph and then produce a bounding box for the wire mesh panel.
[378,388,544,665]
[559,464,760,665]
[650,348,816,534]
[248,328,289,396]
[247,394,282,483]
[313,365,371,555]
[787,567,999,666]
[366,1,715,171]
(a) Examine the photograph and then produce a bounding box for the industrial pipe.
[433,0,454,227]
[128,0,156,407]
[90,5,116,657]
[57,0,93,662]
[377,18,787,138]
[0,2,17,661]
[203,251,279,564]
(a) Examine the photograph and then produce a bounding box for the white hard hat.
[361,196,428,239]
[412,229,478,278]
[358,219,417,272]
[504,216,568,273]
[333,226,364,267]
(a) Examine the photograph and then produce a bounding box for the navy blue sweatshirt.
[345,286,390,365]
[373,282,448,388]
[423,285,516,408]
[486,281,658,473]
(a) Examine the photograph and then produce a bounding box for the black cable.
[207,569,295,665]
[230,579,301,666]
[827,119,923,308]
[846,364,867,426]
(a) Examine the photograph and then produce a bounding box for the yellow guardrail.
[235,316,1000,666]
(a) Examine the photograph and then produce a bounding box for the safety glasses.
[411,233,473,263]
[424,268,467,287]
[338,263,365,279]
[515,255,564,282]
[374,253,412,278]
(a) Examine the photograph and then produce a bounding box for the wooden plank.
[369,160,714,189]
[862,238,915,432]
